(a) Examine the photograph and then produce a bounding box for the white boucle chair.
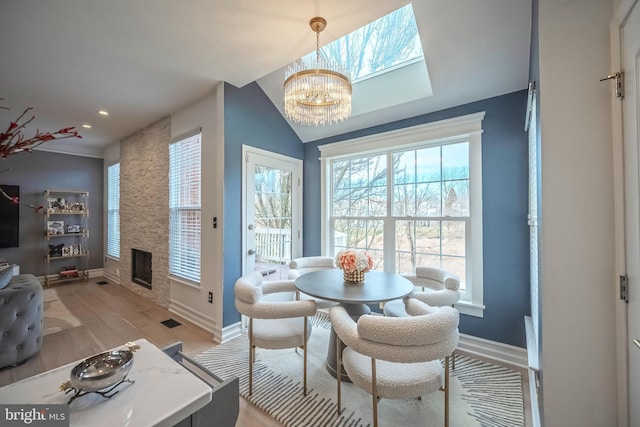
[330,299,459,427]
[288,256,337,309]
[383,266,460,317]
[235,272,317,396]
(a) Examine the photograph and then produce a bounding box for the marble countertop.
[0,339,212,427]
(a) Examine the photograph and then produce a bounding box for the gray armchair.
[0,274,44,368]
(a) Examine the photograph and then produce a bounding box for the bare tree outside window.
[330,142,469,284]
[253,166,293,268]
[304,4,423,82]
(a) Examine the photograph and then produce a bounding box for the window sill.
[454,300,485,317]
[105,255,120,262]
[168,275,201,289]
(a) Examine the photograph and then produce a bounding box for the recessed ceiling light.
[82,123,92,129]
[98,110,109,116]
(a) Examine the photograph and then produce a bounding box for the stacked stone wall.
[119,117,171,307]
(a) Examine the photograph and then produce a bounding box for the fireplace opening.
[132,249,152,289]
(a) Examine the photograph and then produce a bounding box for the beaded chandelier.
[283,17,352,126]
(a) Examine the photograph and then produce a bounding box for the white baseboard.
[217,320,528,369]
[168,299,217,338]
[103,271,120,284]
[221,321,242,343]
[458,333,528,369]
[87,268,104,278]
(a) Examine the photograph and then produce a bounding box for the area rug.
[194,315,525,427]
[42,288,82,336]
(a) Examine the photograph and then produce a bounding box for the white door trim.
[241,145,303,275]
[611,1,637,426]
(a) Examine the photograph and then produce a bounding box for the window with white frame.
[169,131,201,283]
[107,163,120,259]
[320,113,485,316]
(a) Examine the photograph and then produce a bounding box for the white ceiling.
[0,0,531,156]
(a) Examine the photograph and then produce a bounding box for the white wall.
[169,86,224,340]
[538,0,617,425]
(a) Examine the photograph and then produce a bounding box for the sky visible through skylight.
[302,4,424,83]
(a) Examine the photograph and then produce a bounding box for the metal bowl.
[69,349,134,392]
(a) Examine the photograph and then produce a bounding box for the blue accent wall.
[303,91,530,347]
[222,82,304,326]
[0,151,104,276]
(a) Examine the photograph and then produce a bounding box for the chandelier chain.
[316,28,320,65]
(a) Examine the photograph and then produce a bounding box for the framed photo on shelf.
[48,244,63,257]
[47,221,64,235]
[66,224,81,233]
[47,197,66,213]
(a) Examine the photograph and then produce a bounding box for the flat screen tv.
[0,185,19,248]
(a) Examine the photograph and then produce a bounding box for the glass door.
[243,146,302,281]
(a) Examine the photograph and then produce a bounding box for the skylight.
[302,4,424,83]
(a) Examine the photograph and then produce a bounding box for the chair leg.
[336,330,342,415]
[451,349,456,370]
[248,318,254,396]
[444,355,450,427]
[371,358,378,427]
[303,316,308,396]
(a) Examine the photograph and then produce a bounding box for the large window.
[320,113,485,316]
[169,131,201,283]
[107,163,120,259]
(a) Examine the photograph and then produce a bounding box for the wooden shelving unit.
[43,190,90,286]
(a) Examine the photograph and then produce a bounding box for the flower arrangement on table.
[0,98,81,212]
[335,249,374,283]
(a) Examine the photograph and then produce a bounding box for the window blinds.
[107,163,120,258]
[169,132,201,283]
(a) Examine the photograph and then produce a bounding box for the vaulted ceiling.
[0,0,531,156]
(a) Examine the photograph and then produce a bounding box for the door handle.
[248,249,256,255]
[634,339,640,349]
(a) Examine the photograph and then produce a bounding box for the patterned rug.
[195,315,525,427]
[43,288,82,336]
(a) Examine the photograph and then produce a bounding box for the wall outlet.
[208,292,213,304]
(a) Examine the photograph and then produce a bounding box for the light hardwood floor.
[0,278,531,427]
[0,278,282,427]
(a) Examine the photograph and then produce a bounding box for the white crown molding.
[34,143,105,159]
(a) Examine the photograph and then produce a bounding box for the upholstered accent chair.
[383,266,460,368]
[330,299,459,427]
[0,273,44,368]
[234,272,317,396]
[288,256,337,309]
[383,266,460,317]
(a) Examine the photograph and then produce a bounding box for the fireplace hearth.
[132,249,152,289]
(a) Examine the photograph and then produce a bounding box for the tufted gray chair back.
[0,274,44,368]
